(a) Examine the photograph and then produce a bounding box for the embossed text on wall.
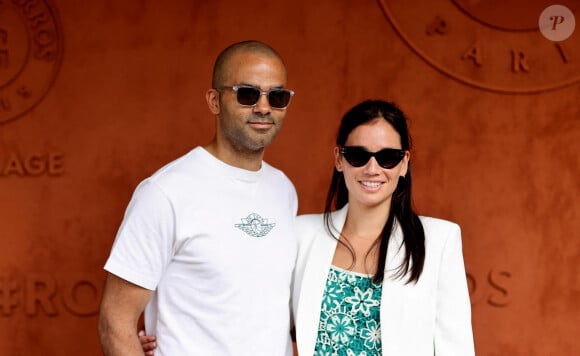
[0,273,100,317]
[378,0,580,93]
[0,0,63,124]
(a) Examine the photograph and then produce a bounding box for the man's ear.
[206,89,220,114]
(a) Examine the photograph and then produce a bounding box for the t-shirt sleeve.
[104,179,175,290]
[289,183,298,217]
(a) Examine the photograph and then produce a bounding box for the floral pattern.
[314,266,382,355]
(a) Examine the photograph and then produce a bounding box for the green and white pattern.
[314,266,382,355]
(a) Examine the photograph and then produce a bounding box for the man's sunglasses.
[215,85,295,109]
[340,146,406,169]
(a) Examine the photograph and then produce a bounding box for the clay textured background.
[1,0,579,355]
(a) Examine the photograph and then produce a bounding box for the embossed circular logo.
[0,0,63,124]
[379,0,580,94]
[539,5,575,42]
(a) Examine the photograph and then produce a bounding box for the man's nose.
[253,93,272,115]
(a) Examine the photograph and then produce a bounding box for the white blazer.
[292,206,475,355]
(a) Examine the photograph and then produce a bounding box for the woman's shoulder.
[294,213,326,247]
[419,215,459,228]
[296,207,346,232]
[418,215,461,242]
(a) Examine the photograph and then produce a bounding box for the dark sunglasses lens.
[268,90,291,108]
[236,87,261,105]
[343,148,370,167]
[376,149,404,169]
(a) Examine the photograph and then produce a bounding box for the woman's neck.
[343,201,391,241]
[332,201,391,274]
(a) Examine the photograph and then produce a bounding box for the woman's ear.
[206,89,220,114]
[334,146,343,172]
[400,150,410,178]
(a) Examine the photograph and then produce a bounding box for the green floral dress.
[314,265,382,355]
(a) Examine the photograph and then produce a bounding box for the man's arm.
[98,273,154,356]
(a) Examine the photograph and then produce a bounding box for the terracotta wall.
[1,0,579,355]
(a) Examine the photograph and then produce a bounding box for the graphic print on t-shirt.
[234,213,276,238]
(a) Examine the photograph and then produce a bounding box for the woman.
[292,100,474,355]
[140,100,475,355]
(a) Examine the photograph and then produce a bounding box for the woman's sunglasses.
[340,146,406,169]
[215,85,295,109]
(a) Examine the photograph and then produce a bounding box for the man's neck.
[204,140,264,171]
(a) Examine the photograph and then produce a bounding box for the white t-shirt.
[104,147,298,356]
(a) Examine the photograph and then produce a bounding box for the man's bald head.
[212,40,286,88]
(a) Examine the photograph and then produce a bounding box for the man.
[98,40,297,356]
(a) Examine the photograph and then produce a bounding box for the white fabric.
[105,147,298,356]
[292,205,475,356]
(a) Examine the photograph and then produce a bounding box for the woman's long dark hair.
[324,100,425,284]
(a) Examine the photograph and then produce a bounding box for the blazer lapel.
[297,207,347,356]
[380,220,410,354]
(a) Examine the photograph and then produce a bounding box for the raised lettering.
[23,153,46,176]
[511,50,530,73]
[35,45,55,61]
[33,29,56,61]
[462,41,482,66]
[1,152,65,177]
[48,152,64,175]
[25,273,58,316]
[17,86,32,98]
[0,273,101,317]
[0,97,11,111]
[35,29,54,47]
[17,0,40,16]
[487,269,511,307]
[62,279,100,316]
[0,274,20,316]
[28,10,48,29]
[12,0,57,62]
[426,16,447,35]
[2,152,25,176]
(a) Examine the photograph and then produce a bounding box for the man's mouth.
[248,121,274,129]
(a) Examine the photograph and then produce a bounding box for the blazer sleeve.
[434,224,476,355]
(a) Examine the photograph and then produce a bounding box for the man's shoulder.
[128,148,202,201]
[261,160,292,180]
[149,147,201,179]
